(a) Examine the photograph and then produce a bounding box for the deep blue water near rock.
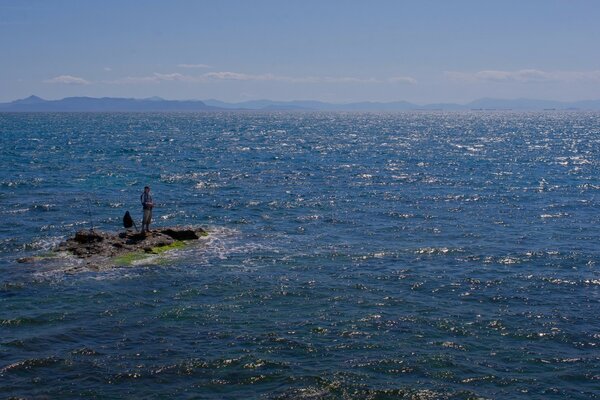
[1,112,599,399]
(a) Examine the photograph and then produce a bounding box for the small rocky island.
[57,227,207,258]
[18,227,208,269]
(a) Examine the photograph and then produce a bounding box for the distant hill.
[203,99,422,111]
[0,96,219,112]
[2,95,600,112]
[465,97,600,110]
[199,98,600,111]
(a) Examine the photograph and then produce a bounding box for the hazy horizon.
[2,1,600,103]
[5,93,600,105]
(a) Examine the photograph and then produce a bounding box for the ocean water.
[0,112,599,399]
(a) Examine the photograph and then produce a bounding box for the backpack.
[123,211,134,229]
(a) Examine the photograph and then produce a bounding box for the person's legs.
[142,209,150,233]
[146,209,152,232]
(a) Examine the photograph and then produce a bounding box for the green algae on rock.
[113,240,188,266]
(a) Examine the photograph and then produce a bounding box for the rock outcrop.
[55,227,207,259]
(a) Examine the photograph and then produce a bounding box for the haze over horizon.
[2,0,600,104]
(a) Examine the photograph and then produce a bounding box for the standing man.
[140,186,154,234]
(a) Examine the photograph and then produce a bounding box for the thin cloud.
[445,69,550,82]
[301,76,381,84]
[445,69,600,83]
[153,73,192,81]
[203,71,274,81]
[106,76,159,84]
[178,63,211,69]
[106,71,412,85]
[106,73,196,84]
[44,75,91,85]
[201,72,383,84]
[388,76,418,84]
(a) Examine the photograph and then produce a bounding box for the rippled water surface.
[1,112,599,399]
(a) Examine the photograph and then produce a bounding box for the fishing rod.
[87,197,95,233]
[131,216,139,233]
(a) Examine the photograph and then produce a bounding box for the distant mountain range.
[0,95,219,112]
[2,95,600,112]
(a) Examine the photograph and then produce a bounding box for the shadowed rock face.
[54,227,207,259]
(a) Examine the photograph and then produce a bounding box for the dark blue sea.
[1,112,599,399]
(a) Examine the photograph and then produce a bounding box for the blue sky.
[2,0,600,103]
